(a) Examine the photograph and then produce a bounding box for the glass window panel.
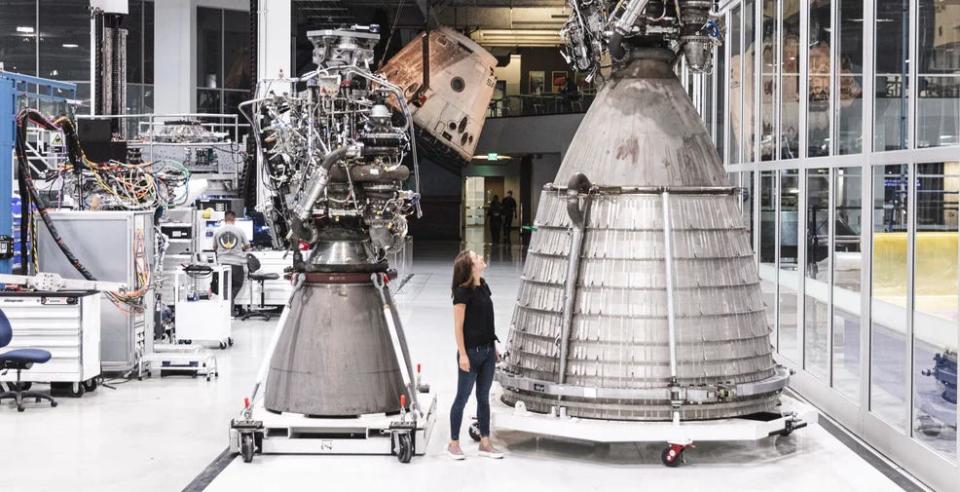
[223,90,246,119]
[760,0,777,161]
[874,0,910,151]
[779,169,800,361]
[760,171,777,346]
[197,7,222,89]
[805,169,830,379]
[912,162,958,460]
[916,1,960,148]
[780,1,800,158]
[836,0,864,154]
[728,7,742,164]
[143,84,153,113]
[197,88,221,114]
[808,0,831,157]
[0,1,37,75]
[833,167,863,400]
[38,1,89,82]
[743,171,756,246]
[121,0,144,85]
[223,9,250,90]
[743,0,756,162]
[716,27,726,160]
[144,1,154,84]
[871,164,909,428]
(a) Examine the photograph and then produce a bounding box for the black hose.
[14,109,97,281]
[609,31,627,63]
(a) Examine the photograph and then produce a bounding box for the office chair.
[241,254,280,321]
[0,309,57,412]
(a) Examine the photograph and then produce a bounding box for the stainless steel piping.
[557,173,594,386]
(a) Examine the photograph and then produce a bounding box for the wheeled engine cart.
[229,273,437,464]
[475,384,814,467]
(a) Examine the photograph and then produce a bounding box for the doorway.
[462,176,505,244]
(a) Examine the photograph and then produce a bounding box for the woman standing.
[447,250,504,460]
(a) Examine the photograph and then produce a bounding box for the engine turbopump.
[252,25,419,271]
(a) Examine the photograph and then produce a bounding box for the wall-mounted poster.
[551,71,568,93]
[575,72,592,92]
[528,71,545,94]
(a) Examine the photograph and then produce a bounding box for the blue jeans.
[450,345,495,441]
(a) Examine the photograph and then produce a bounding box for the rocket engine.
[498,1,791,421]
[246,25,422,416]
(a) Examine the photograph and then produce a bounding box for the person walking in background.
[487,195,503,243]
[501,191,517,243]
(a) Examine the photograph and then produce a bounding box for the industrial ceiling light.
[472,153,512,161]
[471,29,563,47]
[16,26,35,34]
[62,43,79,49]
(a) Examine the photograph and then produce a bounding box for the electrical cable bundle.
[55,154,191,210]
[14,109,152,312]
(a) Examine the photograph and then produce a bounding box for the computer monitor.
[234,218,254,241]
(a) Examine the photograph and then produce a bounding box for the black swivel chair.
[241,254,280,321]
[0,309,57,412]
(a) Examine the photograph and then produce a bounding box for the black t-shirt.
[453,279,499,349]
[501,196,517,215]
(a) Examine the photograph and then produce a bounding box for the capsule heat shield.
[498,48,784,421]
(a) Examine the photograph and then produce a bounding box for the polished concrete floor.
[0,239,923,491]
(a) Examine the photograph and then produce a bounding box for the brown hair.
[451,250,475,296]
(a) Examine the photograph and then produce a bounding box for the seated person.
[210,211,250,314]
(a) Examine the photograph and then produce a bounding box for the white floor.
[0,241,913,491]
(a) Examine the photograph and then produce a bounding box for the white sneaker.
[447,444,465,460]
[478,445,504,459]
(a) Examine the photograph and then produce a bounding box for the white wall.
[493,54,521,96]
[153,0,249,114]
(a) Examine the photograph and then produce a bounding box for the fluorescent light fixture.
[472,153,512,161]
[62,43,79,48]
[16,26,34,34]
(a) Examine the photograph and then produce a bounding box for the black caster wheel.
[186,340,193,345]
[66,383,85,398]
[228,337,234,347]
[921,426,943,437]
[468,423,482,442]
[241,434,256,463]
[660,446,683,467]
[17,405,24,412]
[35,396,41,403]
[219,341,227,350]
[50,400,58,408]
[206,375,212,382]
[82,379,98,392]
[396,433,413,463]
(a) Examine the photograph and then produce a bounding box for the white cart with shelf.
[174,265,232,349]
